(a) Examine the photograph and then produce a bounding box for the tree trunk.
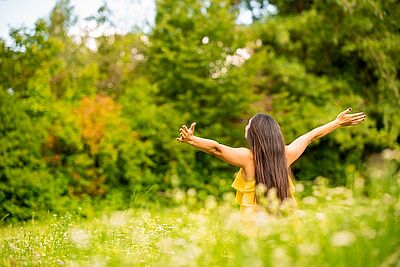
[296,0,304,14]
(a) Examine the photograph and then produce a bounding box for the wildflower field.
[1,174,399,267]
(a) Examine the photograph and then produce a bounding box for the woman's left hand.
[176,122,196,143]
[334,108,366,127]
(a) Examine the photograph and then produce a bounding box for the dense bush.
[0,90,53,221]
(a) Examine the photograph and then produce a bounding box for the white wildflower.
[69,227,91,248]
[299,242,320,256]
[295,183,304,192]
[331,231,356,247]
[361,228,376,239]
[205,195,217,209]
[109,211,129,227]
[272,248,291,267]
[302,196,317,205]
[316,212,325,221]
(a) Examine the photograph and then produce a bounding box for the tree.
[48,0,77,39]
[245,0,400,182]
[147,0,258,189]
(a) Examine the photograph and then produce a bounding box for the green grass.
[1,178,399,267]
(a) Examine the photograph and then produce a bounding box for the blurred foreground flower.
[69,227,91,248]
[331,231,356,247]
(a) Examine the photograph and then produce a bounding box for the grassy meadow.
[1,175,399,267]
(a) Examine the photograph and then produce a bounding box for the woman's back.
[231,162,296,222]
[240,149,255,182]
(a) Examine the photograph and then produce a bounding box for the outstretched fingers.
[352,114,366,120]
[351,115,366,125]
[189,122,196,132]
[183,125,192,134]
[349,112,364,118]
[180,129,188,139]
[181,125,189,136]
[177,123,196,142]
[339,107,352,117]
[176,127,185,141]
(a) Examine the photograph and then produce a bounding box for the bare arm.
[184,135,219,155]
[286,108,366,166]
[176,123,250,167]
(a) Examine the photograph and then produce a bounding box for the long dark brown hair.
[246,113,291,201]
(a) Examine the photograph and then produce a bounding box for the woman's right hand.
[176,122,196,143]
[334,107,366,127]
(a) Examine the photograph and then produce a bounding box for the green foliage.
[48,0,77,39]
[147,0,258,188]
[0,90,52,221]
[244,0,400,182]
[269,0,313,14]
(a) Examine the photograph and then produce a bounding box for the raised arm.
[176,123,250,168]
[285,108,366,166]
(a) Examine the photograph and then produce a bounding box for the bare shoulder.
[284,145,289,156]
[232,147,253,165]
[237,147,253,161]
[213,145,253,168]
[284,145,294,167]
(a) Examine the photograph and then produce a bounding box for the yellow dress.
[231,168,296,221]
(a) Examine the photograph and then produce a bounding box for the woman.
[176,108,366,221]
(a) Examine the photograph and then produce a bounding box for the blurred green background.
[0,0,399,223]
